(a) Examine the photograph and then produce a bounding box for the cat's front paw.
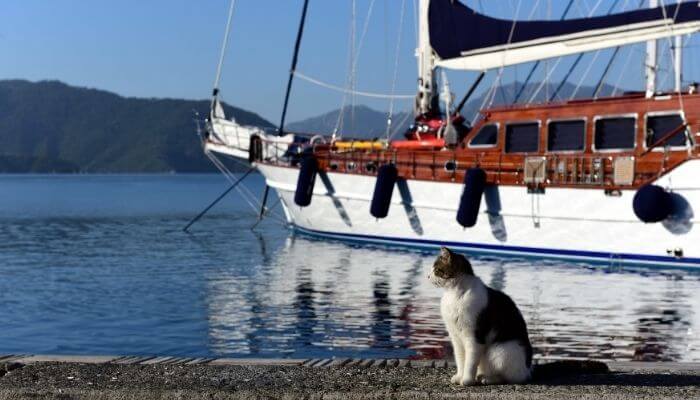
[460,376,478,386]
[450,373,462,385]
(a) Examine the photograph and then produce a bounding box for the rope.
[212,0,236,95]
[548,0,621,102]
[386,0,408,138]
[334,0,377,137]
[334,1,356,138]
[659,0,686,114]
[611,47,636,97]
[488,0,523,107]
[388,111,414,140]
[512,0,575,104]
[207,151,287,225]
[293,71,415,99]
[527,0,607,103]
[206,151,259,215]
[471,0,523,125]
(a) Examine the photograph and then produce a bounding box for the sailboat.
[201,0,700,269]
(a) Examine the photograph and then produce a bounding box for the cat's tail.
[531,360,609,381]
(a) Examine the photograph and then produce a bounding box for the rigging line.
[211,152,285,223]
[278,0,310,135]
[526,0,543,20]
[334,0,356,137]
[386,0,408,139]
[489,0,522,108]
[512,0,575,104]
[594,0,645,99]
[351,0,377,134]
[527,58,564,104]
[293,71,415,99]
[549,0,622,102]
[388,111,414,140]
[212,0,236,99]
[528,0,608,104]
[205,152,260,215]
[611,46,637,96]
[413,0,419,45]
[207,152,259,211]
[570,0,634,100]
[659,0,686,113]
[570,50,604,99]
[472,0,522,126]
[335,0,377,137]
[350,0,357,134]
[183,166,254,233]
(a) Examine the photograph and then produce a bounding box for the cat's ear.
[440,247,453,259]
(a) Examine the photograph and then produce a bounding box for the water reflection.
[1,175,696,361]
[204,237,700,361]
[632,278,693,361]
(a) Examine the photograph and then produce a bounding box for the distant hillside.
[287,81,619,140]
[287,105,413,140]
[0,80,274,173]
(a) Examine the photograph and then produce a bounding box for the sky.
[1,0,698,124]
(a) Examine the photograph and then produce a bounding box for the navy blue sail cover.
[429,0,700,61]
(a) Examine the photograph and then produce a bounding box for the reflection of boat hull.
[258,163,700,269]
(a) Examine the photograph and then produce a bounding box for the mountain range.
[0,79,619,172]
[0,80,273,173]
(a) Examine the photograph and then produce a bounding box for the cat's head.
[428,247,474,287]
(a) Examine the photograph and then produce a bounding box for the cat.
[428,247,532,385]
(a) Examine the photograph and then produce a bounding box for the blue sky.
[1,0,697,124]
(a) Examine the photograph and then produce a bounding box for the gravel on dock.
[0,357,699,400]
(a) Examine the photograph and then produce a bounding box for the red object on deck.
[404,113,467,142]
[390,138,446,150]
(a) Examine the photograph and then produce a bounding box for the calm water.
[0,174,698,362]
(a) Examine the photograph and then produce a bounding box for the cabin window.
[646,114,687,147]
[469,124,498,147]
[594,117,636,151]
[548,120,585,152]
[505,122,540,153]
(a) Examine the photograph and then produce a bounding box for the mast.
[278,0,310,135]
[645,0,658,98]
[416,0,437,116]
[674,35,683,92]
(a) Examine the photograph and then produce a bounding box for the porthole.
[444,160,458,172]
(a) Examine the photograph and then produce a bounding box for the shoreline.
[2,355,699,399]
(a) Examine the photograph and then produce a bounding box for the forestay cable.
[386,0,408,138]
[212,0,236,98]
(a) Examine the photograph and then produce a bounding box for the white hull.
[255,161,700,269]
[207,117,293,161]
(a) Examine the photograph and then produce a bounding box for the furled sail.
[430,0,700,71]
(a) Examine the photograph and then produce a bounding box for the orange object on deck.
[390,138,445,150]
[333,140,387,150]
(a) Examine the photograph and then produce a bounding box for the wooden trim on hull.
[254,93,700,192]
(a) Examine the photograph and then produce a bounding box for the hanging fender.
[370,164,399,219]
[457,168,487,228]
[294,156,318,207]
[633,184,672,223]
[248,135,262,163]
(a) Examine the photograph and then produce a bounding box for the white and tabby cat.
[428,247,532,385]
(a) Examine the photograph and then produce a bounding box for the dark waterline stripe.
[292,225,700,271]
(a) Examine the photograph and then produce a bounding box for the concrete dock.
[1,355,699,399]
